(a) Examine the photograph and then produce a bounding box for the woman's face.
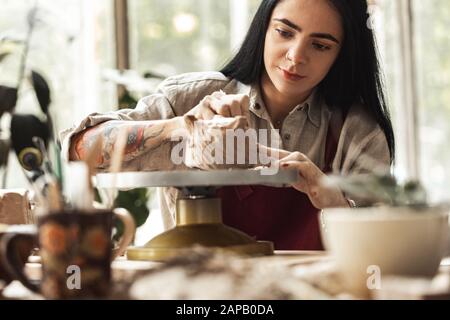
[263,0,344,102]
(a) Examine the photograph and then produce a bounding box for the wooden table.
[2,252,449,300]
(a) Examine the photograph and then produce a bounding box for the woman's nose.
[286,40,308,65]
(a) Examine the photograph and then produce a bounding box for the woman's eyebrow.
[273,18,340,44]
[273,18,301,31]
[311,32,340,44]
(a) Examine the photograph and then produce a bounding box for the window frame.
[114,0,130,101]
[396,0,420,180]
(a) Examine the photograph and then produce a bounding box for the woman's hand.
[182,114,251,170]
[187,91,250,120]
[278,152,350,209]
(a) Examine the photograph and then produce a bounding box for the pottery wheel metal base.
[96,169,298,262]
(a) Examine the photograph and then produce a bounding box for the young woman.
[62,0,395,250]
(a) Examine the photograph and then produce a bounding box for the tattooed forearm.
[122,125,165,162]
[69,118,184,168]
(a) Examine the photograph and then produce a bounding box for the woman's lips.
[279,68,306,81]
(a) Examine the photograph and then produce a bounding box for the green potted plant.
[112,188,151,243]
[0,4,56,188]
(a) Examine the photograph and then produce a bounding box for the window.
[413,0,450,202]
[370,0,408,178]
[0,0,115,188]
[128,0,261,77]
[373,0,450,202]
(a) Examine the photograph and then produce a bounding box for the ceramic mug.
[320,205,450,297]
[1,208,135,299]
[0,224,36,292]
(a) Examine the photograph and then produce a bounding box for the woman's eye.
[275,29,293,39]
[312,42,331,51]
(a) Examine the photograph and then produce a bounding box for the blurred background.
[0,0,449,242]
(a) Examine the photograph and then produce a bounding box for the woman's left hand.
[278,152,349,209]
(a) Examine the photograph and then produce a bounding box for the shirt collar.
[233,81,267,118]
[250,83,268,118]
[243,82,322,128]
[292,88,321,128]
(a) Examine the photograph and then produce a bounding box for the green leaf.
[118,90,138,110]
[113,188,151,240]
[0,85,18,115]
[0,52,11,63]
[30,70,51,114]
[0,138,10,168]
[325,173,428,207]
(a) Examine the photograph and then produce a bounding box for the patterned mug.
[1,208,135,299]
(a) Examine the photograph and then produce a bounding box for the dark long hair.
[220,0,395,163]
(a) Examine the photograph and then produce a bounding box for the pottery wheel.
[95,169,299,261]
[95,169,298,189]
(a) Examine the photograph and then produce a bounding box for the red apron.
[216,113,341,251]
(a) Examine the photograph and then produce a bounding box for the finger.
[200,95,212,105]
[238,94,250,119]
[183,114,197,131]
[280,161,309,191]
[211,90,226,99]
[196,97,218,120]
[209,96,232,117]
[231,116,248,129]
[200,106,216,120]
[280,161,311,179]
[280,151,309,163]
[229,99,242,116]
[294,179,308,193]
[281,160,311,170]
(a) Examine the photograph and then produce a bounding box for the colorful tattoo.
[72,121,168,168]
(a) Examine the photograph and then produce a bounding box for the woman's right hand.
[182,114,250,170]
[182,91,253,170]
[187,91,250,120]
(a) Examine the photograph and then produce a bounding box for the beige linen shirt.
[60,71,390,229]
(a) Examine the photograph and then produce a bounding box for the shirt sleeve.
[332,110,391,207]
[345,129,391,175]
[332,104,391,176]
[59,72,229,160]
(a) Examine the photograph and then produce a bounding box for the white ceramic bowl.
[320,206,450,295]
